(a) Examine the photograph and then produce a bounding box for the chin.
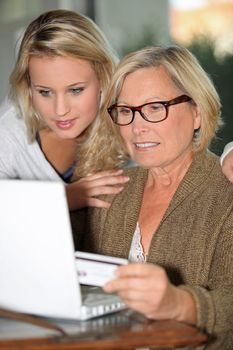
[56,131,78,140]
[134,160,154,169]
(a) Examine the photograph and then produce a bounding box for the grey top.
[0,99,61,181]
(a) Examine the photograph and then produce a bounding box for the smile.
[134,142,160,149]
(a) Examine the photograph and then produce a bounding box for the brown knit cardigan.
[71,151,233,350]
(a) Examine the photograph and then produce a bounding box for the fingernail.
[124,176,130,181]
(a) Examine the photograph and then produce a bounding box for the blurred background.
[0,0,232,154]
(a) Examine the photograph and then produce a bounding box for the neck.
[147,151,194,189]
[38,129,77,175]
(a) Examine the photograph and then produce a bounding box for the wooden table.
[0,310,207,349]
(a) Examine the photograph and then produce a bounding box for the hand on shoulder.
[66,169,130,210]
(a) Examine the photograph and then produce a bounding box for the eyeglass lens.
[111,102,167,125]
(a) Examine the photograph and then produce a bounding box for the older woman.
[72,46,233,349]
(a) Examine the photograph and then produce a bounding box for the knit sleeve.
[180,209,233,346]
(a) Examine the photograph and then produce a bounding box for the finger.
[118,293,148,309]
[79,174,130,190]
[228,175,233,184]
[225,172,233,183]
[222,167,233,183]
[106,282,157,316]
[86,185,124,197]
[90,174,130,187]
[104,276,150,294]
[116,263,163,278]
[118,297,153,316]
[84,169,124,181]
[85,197,111,209]
[69,196,111,210]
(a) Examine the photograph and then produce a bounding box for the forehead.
[118,66,179,103]
[29,55,96,77]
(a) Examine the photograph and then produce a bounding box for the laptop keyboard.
[80,285,125,319]
[81,285,119,305]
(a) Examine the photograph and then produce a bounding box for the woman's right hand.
[66,169,130,210]
[222,149,233,184]
[104,262,197,325]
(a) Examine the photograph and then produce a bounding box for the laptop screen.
[0,180,82,319]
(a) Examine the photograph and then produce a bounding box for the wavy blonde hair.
[10,9,127,177]
[100,45,222,154]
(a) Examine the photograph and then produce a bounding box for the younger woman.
[0,9,129,210]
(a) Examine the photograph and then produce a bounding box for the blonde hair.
[102,45,222,152]
[10,9,127,176]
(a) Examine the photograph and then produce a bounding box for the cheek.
[119,127,134,155]
[159,115,194,150]
[31,94,49,116]
[172,117,196,146]
[119,127,131,144]
[80,88,100,117]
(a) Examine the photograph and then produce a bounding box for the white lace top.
[128,222,147,262]
[128,223,149,350]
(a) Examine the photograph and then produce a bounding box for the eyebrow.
[117,96,161,105]
[32,81,88,89]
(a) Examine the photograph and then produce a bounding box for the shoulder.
[190,151,233,207]
[0,99,27,143]
[193,151,231,182]
[190,150,221,180]
[117,166,148,198]
[123,166,147,181]
[204,151,232,185]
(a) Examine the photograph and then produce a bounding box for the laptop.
[0,180,126,320]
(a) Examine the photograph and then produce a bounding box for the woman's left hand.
[104,263,196,324]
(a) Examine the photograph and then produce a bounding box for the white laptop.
[0,180,127,320]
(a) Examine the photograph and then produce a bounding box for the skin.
[30,56,101,140]
[104,66,201,325]
[28,56,129,210]
[118,66,200,173]
[222,149,233,183]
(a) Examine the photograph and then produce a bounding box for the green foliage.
[186,36,233,155]
[119,26,158,57]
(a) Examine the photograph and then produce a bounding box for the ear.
[193,104,201,131]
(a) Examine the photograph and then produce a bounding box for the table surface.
[0,309,207,349]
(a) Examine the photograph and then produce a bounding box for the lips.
[134,142,160,149]
[55,118,76,130]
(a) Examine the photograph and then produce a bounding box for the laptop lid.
[0,180,83,319]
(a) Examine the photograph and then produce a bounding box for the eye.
[38,89,51,97]
[147,103,164,112]
[69,87,84,95]
[118,106,131,115]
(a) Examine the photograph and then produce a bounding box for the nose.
[54,94,71,117]
[131,110,149,134]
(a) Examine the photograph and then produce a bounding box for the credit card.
[75,251,128,287]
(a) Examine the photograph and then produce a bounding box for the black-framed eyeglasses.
[107,94,192,126]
